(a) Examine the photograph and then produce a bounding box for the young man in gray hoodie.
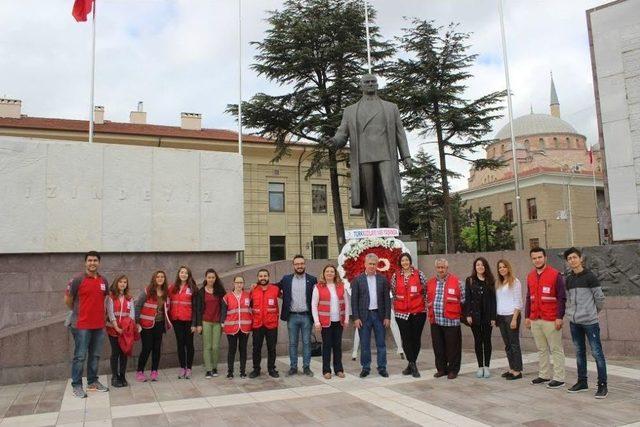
[563,247,607,399]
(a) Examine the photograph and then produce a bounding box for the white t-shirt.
[496,278,523,316]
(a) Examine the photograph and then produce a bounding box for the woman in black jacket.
[464,257,497,379]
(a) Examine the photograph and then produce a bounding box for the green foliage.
[460,207,515,252]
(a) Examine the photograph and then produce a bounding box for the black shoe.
[268,370,280,378]
[410,363,420,378]
[402,363,412,376]
[111,376,119,387]
[212,369,218,377]
[359,369,370,378]
[567,381,588,393]
[248,370,260,379]
[595,383,608,399]
[303,367,314,377]
[501,371,511,378]
[531,377,550,385]
[120,375,128,387]
[378,369,389,378]
[205,371,213,379]
[546,380,565,389]
[507,373,522,380]
[227,372,234,379]
[287,367,298,376]
[240,372,247,379]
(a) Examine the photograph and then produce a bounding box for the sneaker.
[135,371,147,382]
[87,381,109,392]
[185,369,192,379]
[268,370,280,378]
[72,385,87,398]
[205,371,213,379]
[240,372,247,379]
[178,368,186,379]
[531,377,550,385]
[248,370,260,379]
[286,367,298,376]
[483,367,491,378]
[150,370,159,381]
[595,383,608,399]
[212,369,218,377]
[303,367,314,377]
[567,381,589,393]
[546,380,565,389]
[476,368,484,378]
[227,372,234,379]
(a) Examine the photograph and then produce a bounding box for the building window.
[504,202,513,223]
[529,238,540,249]
[312,236,329,259]
[269,236,286,261]
[312,184,327,213]
[268,182,285,212]
[527,198,537,220]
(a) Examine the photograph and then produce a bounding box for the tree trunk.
[328,149,346,251]
[434,107,455,253]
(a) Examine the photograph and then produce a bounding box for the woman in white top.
[495,259,524,380]
[312,264,350,379]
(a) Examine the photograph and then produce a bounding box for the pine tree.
[227,0,393,250]
[386,20,506,253]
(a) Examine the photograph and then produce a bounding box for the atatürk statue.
[329,74,412,230]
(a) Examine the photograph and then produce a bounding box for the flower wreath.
[337,237,410,289]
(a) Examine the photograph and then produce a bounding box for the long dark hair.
[147,270,168,301]
[202,268,226,297]
[470,257,495,290]
[110,274,131,299]
[172,265,198,294]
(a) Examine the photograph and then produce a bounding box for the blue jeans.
[359,311,386,371]
[71,328,105,387]
[287,313,311,369]
[570,322,607,385]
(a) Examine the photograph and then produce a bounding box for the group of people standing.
[65,246,608,400]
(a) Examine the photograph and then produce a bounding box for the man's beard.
[295,268,305,275]
[258,279,269,286]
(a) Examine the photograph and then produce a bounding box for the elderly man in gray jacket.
[563,247,607,399]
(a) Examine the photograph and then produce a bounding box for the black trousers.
[430,324,461,374]
[471,322,493,367]
[108,335,127,377]
[138,321,164,371]
[396,313,427,363]
[227,332,249,374]
[497,314,523,371]
[321,322,343,374]
[252,327,278,372]
[173,320,195,369]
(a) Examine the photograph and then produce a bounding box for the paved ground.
[0,350,639,426]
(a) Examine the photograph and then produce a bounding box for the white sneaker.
[483,367,491,378]
[476,368,484,378]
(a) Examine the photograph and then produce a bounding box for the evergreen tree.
[386,19,506,253]
[227,0,393,250]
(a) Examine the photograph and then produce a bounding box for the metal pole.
[568,173,574,246]
[591,157,601,244]
[88,0,96,143]
[444,219,448,254]
[363,1,372,72]
[497,0,524,250]
[237,0,243,155]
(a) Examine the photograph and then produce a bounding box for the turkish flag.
[588,146,594,164]
[72,0,93,22]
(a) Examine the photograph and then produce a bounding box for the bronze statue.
[328,74,412,230]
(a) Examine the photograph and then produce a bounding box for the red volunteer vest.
[316,283,346,327]
[251,284,280,329]
[106,295,132,337]
[393,270,425,314]
[527,266,560,321]
[223,291,252,335]
[169,284,193,322]
[426,274,461,324]
[139,289,171,330]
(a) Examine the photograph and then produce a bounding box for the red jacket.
[393,270,426,314]
[316,283,346,327]
[527,265,564,321]
[117,317,140,356]
[169,284,194,322]
[106,295,133,337]
[251,284,280,329]
[223,291,252,335]
[427,274,462,325]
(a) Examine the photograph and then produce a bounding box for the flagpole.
[591,150,600,244]
[237,0,243,155]
[88,0,96,143]
[363,1,372,73]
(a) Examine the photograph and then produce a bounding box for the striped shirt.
[433,275,465,326]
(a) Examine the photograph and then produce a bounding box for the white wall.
[0,137,245,253]
[590,0,640,241]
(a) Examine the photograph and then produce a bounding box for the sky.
[0,0,606,190]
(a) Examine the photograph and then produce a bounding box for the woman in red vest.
[135,271,171,382]
[106,275,135,388]
[312,264,350,379]
[196,268,226,378]
[169,266,199,379]
[221,275,252,378]
[391,253,428,378]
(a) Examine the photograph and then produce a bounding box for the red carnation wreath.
[337,237,410,288]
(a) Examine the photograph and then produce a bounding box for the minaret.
[550,71,560,118]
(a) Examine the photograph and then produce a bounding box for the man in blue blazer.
[278,255,318,376]
[351,253,391,377]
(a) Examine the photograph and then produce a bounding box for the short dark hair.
[563,247,582,260]
[529,247,546,257]
[257,268,270,277]
[85,250,101,261]
[292,254,305,262]
[397,252,412,267]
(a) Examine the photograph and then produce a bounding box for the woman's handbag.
[310,332,322,357]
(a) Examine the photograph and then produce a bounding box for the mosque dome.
[495,113,579,140]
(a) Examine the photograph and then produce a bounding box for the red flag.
[588,146,594,164]
[72,0,93,22]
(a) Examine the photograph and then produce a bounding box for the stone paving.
[0,350,639,426]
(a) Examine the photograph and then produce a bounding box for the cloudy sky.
[0,0,605,190]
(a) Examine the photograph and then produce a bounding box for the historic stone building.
[0,99,365,265]
[459,77,606,249]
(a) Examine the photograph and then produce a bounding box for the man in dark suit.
[278,255,317,376]
[351,253,391,377]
